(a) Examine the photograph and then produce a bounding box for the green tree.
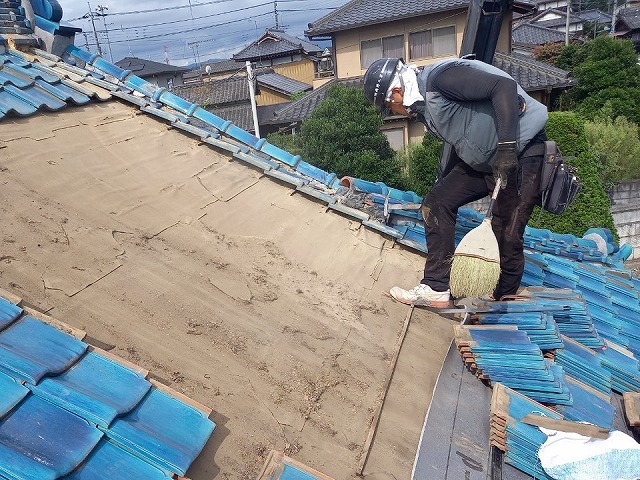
[266,130,303,157]
[553,36,640,123]
[529,112,617,238]
[584,115,640,188]
[299,84,404,188]
[396,134,442,196]
[532,42,568,66]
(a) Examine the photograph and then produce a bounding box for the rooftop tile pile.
[456,286,636,476]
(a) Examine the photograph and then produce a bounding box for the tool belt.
[539,141,582,215]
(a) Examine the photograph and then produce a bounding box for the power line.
[69,0,237,20]
[90,1,273,33]
[97,12,273,44]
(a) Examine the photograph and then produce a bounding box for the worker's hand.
[492,141,518,189]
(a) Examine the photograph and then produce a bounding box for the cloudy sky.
[59,0,347,66]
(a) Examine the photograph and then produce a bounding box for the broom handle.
[485,178,502,220]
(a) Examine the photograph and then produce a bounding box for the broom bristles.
[450,254,501,298]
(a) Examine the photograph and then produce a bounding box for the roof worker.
[363,57,548,307]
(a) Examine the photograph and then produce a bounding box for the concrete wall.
[611,180,640,259]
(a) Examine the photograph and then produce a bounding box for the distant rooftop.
[512,23,572,46]
[305,0,536,37]
[617,6,640,30]
[183,59,243,80]
[233,29,322,61]
[115,57,187,77]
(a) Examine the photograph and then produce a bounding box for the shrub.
[266,131,303,157]
[554,37,640,123]
[529,112,618,239]
[584,116,640,189]
[299,84,404,188]
[397,134,442,196]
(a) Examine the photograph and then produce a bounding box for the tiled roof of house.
[173,70,309,109]
[579,9,611,23]
[257,72,312,95]
[305,0,537,36]
[183,59,243,80]
[493,51,575,90]
[233,29,322,61]
[617,6,640,30]
[530,9,585,29]
[270,53,573,125]
[115,56,187,77]
[512,23,569,46]
[305,0,470,36]
[173,75,250,107]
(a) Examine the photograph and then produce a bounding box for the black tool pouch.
[539,141,582,215]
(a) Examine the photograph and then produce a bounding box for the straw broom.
[449,178,502,298]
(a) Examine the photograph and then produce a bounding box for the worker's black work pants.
[420,155,543,299]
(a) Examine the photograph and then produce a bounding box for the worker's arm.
[430,64,519,144]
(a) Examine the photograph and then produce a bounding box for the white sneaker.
[389,284,450,307]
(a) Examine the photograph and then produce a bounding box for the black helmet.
[363,58,402,109]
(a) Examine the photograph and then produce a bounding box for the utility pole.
[274,1,279,29]
[96,5,113,62]
[565,2,571,45]
[610,0,619,37]
[86,1,102,55]
[246,61,260,138]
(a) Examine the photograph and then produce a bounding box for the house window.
[409,26,456,60]
[382,127,405,150]
[360,35,404,69]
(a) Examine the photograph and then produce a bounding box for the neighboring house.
[183,59,244,85]
[614,6,640,52]
[512,22,574,55]
[255,71,311,105]
[114,57,187,89]
[173,69,308,133]
[534,0,568,11]
[304,0,573,150]
[233,28,324,86]
[527,8,611,35]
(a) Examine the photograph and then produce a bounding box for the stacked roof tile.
[0,295,214,479]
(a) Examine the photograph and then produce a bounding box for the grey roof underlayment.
[268,53,573,125]
[617,6,640,30]
[512,23,571,46]
[115,56,187,77]
[305,0,536,37]
[233,29,322,61]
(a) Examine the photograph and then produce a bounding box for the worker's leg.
[490,156,542,299]
[420,162,489,291]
